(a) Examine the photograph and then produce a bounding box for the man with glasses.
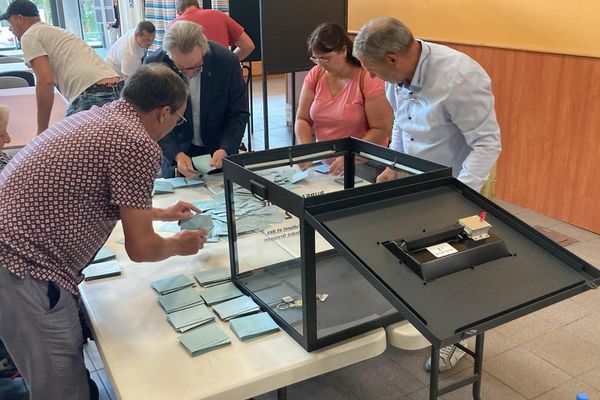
[353,16,501,373]
[106,20,156,82]
[0,0,120,134]
[0,64,208,400]
[146,20,249,178]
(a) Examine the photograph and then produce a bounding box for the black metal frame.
[223,138,600,399]
[223,137,450,349]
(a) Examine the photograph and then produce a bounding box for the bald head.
[352,17,414,63]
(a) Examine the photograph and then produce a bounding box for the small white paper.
[426,242,458,258]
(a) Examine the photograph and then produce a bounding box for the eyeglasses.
[175,110,187,126]
[174,62,204,74]
[309,53,334,64]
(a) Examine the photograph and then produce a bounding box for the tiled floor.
[2,75,600,400]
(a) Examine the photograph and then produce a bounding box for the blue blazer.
[146,41,249,177]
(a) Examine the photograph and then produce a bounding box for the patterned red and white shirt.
[0,99,162,295]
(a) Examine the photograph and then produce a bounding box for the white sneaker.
[424,341,466,372]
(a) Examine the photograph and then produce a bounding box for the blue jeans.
[66,89,119,116]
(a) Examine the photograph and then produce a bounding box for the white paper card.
[426,242,458,258]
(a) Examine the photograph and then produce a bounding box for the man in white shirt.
[1,0,120,134]
[353,17,501,193]
[353,16,501,373]
[106,21,156,81]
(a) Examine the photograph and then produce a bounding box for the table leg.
[277,387,288,400]
[429,344,440,400]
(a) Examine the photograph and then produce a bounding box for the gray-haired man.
[353,16,502,373]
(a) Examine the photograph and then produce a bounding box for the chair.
[0,71,35,86]
[0,56,24,64]
[0,76,29,89]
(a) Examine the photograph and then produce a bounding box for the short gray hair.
[353,17,414,63]
[163,20,210,55]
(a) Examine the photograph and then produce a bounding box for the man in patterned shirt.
[0,64,207,400]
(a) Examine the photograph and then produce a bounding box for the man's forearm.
[36,82,55,134]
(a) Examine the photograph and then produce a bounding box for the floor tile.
[549,223,599,244]
[579,367,600,392]
[533,378,599,400]
[492,313,558,346]
[565,238,600,267]
[563,312,600,348]
[484,347,572,399]
[91,371,111,400]
[517,210,563,229]
[96,369,117,400]
[531,299,592,328]
[332,354,424,399]
[480,330,518,361]
[492,198,529,215]
[524,328,600,376]
[442,371,526,400]
[84,340,105,371]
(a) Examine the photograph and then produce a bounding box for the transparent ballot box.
[222,138,451,350]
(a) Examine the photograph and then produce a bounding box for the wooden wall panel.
[443,43,600,233]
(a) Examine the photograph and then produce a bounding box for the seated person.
[295,22,393,175]
[0,104,12,171]
[146,21,249,178]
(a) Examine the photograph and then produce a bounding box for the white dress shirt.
[386,40,501,191]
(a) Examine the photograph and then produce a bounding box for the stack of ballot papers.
[229,312,280,342]
[200,282,243,305]
[178,323,231,356]
[158,287,204,313]
[152,180,174,196]
[212,295,260,321]
[150,274,195,295]
[160,177,205,188]
[193,268,231,287]
[83,260,122,281]
[166,304,215,332]
[92,246,116,263]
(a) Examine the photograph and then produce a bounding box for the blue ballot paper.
[291,168,309,184]
[211,295,260,321]
[92,246,116,263]
[229,312,280,342]
[180,214,214,232]
[152,180,174,195]
[178,323,231,356]
[194,268,231,287]
[83,260,122,281]
[200,282,243,305]
[150,274,195,295]
[167,304,215,332]
[312,163,330,174]
[158,287,204,313]
[191,154,218,176]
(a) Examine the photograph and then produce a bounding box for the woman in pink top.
[295,22,393,174]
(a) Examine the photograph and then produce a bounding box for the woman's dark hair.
[122,63,188,113]
[307,22,361,67]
